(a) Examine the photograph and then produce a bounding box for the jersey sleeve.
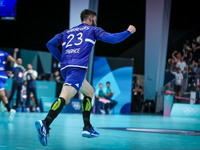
[46,37,62,62]
[4,52,9,59]
[93,27,106,40]
[101,31,131,44]
[55,32,64,44]
[32,70,38,78]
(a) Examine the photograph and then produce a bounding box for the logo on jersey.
[0,67,5,70]
[62,42,66,46]
[65,48,80,54]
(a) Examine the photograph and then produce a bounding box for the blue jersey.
[0,0,17,16]
[55,23,105,70]
[0,51,9,79]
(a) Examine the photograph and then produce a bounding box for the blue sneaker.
[82,126,99,138]
[35,120,50,146]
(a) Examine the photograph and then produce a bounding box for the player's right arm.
[95,25,136,44]
[46,34,63,62]
[7,55,15,69]
[6,54,15,75]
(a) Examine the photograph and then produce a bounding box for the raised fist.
[14,48,19,53]
[127,25,136,34]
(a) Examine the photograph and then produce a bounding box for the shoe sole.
[82,134,99,138]
[82,131,99,138]
[35,120,47,146]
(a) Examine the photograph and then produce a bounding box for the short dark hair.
[80,9,97,22]
[27,63,32,66]
[106,81,110,84]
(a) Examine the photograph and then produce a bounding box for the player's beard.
[92,20,96,26]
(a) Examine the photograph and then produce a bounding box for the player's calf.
[44,97,65,127]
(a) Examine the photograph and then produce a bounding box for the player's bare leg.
[0,89,9,107]
[0,89,16,122]
[79,79,94,98]
[35,85,77,146]
[79,79,99,138]
[59,85,77,105]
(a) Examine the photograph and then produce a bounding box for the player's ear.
[88,16,92,22]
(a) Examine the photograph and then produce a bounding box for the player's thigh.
[79,79,94,98]
[59,85,77,105]
[0,89,5,97]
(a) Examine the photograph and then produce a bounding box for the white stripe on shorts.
[60,65,87,71]
[63,83,72,86]
[0,88,5,91]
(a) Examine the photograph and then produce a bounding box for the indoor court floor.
[0,112,200,150]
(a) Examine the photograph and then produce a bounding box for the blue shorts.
[0,77,7,91]
[60,67,87,91]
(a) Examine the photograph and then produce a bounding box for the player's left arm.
[100,25,136,44]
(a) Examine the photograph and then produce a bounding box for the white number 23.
[65,33,83,48]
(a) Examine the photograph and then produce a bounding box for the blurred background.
[1,0,200,116]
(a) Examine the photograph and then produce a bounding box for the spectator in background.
[132,79,142,112]
[172,50,185,63]
[103,82,117,114]
[192,38,197,49]
[188,60,196,88]
[24,63,40,112]
[194,37,200,62]
[166,58,172,70]
[191,38,198,62]
[191,62,199,86]
[166,58,176,71]
[95,83,106,114]
[104,82,114,100]
[95,83,104,99]
[170,67,183,101]
[183,44,193,65]
[176,57,187,73]
[171,59,177,71]
[185,40,192,49]
[49,70,61,82]
[8,48,25,110]
[190,60,196,73]
[21,81,36,112]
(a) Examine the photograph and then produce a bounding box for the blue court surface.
[0,113,200,150]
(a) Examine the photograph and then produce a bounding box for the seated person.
[103,82,118,114]
[49,70,62,82]
[95,83,105,114]
[95,83,104,99]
